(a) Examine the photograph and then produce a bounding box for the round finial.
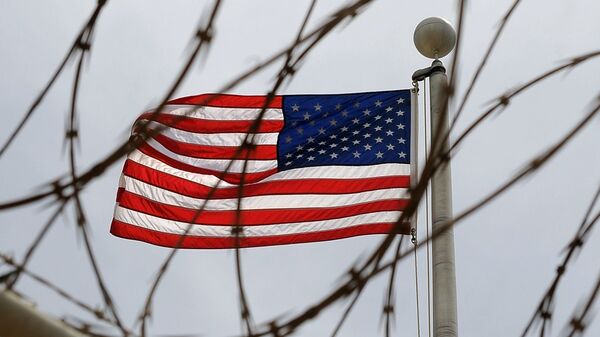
[413,17,456,59]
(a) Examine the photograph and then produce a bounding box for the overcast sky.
[2,0,600,336]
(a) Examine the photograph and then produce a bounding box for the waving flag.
[111,90,413,248]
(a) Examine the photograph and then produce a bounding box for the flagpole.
[413,17,458,337]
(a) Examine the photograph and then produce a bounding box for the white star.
[329,143,337,148]
[330,119,338,126]
[353,151,361,158]
[318,128,326,135]
[285,153,293,158]
[398,151,406,158]
[396,98,405,104]
[364,144,372,151]
[353,102,360,108]
[352,130,360,135]
[296,144,304,151]
[352,118,360,124]
[285,136,292,143]
[341,126,349,132]
[387,144,395,151]
[330,135,337,140]
[375,137,383,143]
[307,136,315,143]
[341,146,349,151]
[307,156,315,161]
[292,121,298,127]
[396,110,405,116]
[307,147,315,152]
[330,153,338,159]
[385,118,393,124]
[397,123,405,130]
[285,161,292,166]
[291,104,300,111]
[352,140,360,145]
[363,123,371,128]
[363,109,371,116]
[335,103,342,110]
[323,112,329,117]
[374,115,382,120]
[375,100,383,107]
[376,151,384,158]
[386,130,394,136]
[341,137,349,142]
[314,103,322,111]
[318,149,326,155]
[296,153,303,158]
[341,110,349,117]
[363,133,371,138]
[296,127,303,134]
[385,107,393,112]
[303,112,311,120]
[318,141,326,146]
[398,138,406,144]
[374,126,382,131]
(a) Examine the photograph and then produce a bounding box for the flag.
[111,90,413,249]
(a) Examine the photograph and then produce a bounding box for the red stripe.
[138,144,277,184]
[150,134,276,160]
[110,219,409,249]
[138,113,284,134]
[167,93,283,108]
[123,160,410,199]
[117,189,409,226]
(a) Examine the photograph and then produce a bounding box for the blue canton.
[278,90,411,171]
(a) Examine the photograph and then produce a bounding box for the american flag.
[111,90,413,248]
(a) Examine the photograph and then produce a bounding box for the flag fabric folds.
[111,90,413,249]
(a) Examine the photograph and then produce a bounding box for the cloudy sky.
[2,0,600,336]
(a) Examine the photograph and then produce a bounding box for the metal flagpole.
[412,17,458,337]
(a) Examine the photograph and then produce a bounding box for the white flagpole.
[413,17,458,337]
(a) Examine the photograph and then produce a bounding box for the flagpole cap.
[413,17,456,59]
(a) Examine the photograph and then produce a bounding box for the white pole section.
[0,290,86,337]
[429,60,458,337]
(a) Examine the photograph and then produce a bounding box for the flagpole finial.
[414,17,456,59]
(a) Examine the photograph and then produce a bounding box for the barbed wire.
[521,185,600,337]
[383,234,407,337]
[563,271,600,337]
[450,0,523,128]
[0,253,129,334]
[136,2,224,336]
[0,0,380,213]
[1,0,600,336]
[233,86,600,337]
[0,0,108,160]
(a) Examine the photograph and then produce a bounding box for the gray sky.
[2,0,600,336]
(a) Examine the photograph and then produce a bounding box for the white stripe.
[145,121,278,146]
[129,149,228,187]
[156,105,284,120]
[121,175,409,211]
[128,149,410,188]
[274,163,410,180]
[118,174,126,189]
[145,138,278,173]
[114,206,402,238]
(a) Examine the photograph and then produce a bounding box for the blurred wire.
[2,1,600,337]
